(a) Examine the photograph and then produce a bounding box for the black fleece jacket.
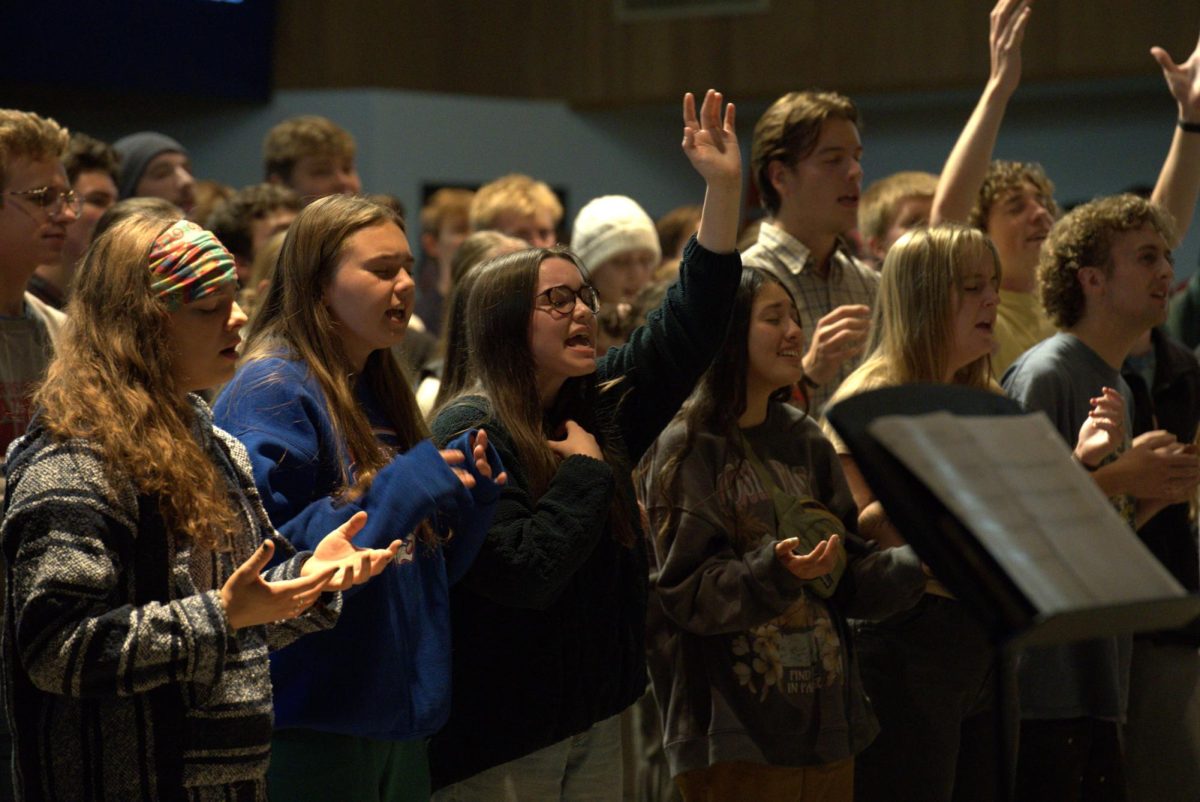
[428,236,741,787]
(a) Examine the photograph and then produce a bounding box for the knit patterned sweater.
[1,397,339,802]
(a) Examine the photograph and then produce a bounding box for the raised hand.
[546,419,604,462]
[802,304,871,387]
[220,540,336,631]
[989,0,1032,97]
[932,0,1033,226]
[1074,386,1126,468]
[682,89,740,186]
[303,511,403,590]
[471,429,507,486]
[1152,31,1200,123]
[775,534,842,580]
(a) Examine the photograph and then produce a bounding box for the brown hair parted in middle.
[240,194,425,503]
[750,90,859,216]
[855,223,1001,389]
[455,245,635,544]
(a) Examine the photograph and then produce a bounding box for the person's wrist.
[704,173,742,193]
[984,76,1016,103]
[1179,118,1200,133]
[218,588,242,631]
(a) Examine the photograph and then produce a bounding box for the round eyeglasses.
[535,284,600,316]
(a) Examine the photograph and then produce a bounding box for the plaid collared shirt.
[742,222,879,415]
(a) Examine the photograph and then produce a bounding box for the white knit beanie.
[570,195,662,276]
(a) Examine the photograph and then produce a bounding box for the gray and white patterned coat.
[0,397,340,802]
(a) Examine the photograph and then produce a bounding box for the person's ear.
[1077,265,1106,297]
[767,159,791,198]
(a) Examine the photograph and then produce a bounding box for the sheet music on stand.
[868,410,1186,618]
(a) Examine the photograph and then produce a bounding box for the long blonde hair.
[856,224,1000,389]
[35,214,240,550]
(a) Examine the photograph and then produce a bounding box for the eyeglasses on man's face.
[534,284,600,316]
[3,186,82,217]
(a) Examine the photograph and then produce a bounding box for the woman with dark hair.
[214,195,505,800]
[2,216,399,801]
[639,266,925,801]
[428,89,741,800]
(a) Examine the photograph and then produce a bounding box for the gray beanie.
[570,195,661,275]
[113,132,188,199]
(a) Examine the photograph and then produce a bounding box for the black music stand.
[825,383,1200,802]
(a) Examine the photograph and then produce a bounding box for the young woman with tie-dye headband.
[1,216,402,801]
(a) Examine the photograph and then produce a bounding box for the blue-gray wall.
[42,77,1198,276]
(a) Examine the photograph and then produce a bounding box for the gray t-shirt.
[1,300,55,459]
[1002,331,1134,722]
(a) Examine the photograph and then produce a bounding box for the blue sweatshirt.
[213,356,502,740]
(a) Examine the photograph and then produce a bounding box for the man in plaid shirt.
[744,90,876,415]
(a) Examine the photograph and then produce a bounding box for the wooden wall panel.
[273,0,1200,106]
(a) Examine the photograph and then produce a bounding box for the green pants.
[268,728,430,802]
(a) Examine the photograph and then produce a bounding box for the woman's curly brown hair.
[1038,194,1176,329]
[36,214,242,551]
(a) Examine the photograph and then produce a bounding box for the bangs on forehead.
[955,232,1002,284]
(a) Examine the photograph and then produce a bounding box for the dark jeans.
[852,594,1016,802]
[1016,718,1127,802]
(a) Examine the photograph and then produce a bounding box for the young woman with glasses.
[427,89,742,801]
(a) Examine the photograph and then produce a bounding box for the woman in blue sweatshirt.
[214,196,504,801]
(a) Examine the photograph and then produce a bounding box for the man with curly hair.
[1003,192,1200,801]
[1,110,74,450]
[0,105,77,801]
[205,183,301,285]
[932,0,1200,377]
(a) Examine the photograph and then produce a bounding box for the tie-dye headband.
[147,220,236,310]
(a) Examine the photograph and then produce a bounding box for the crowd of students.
[3,2,1200,800]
